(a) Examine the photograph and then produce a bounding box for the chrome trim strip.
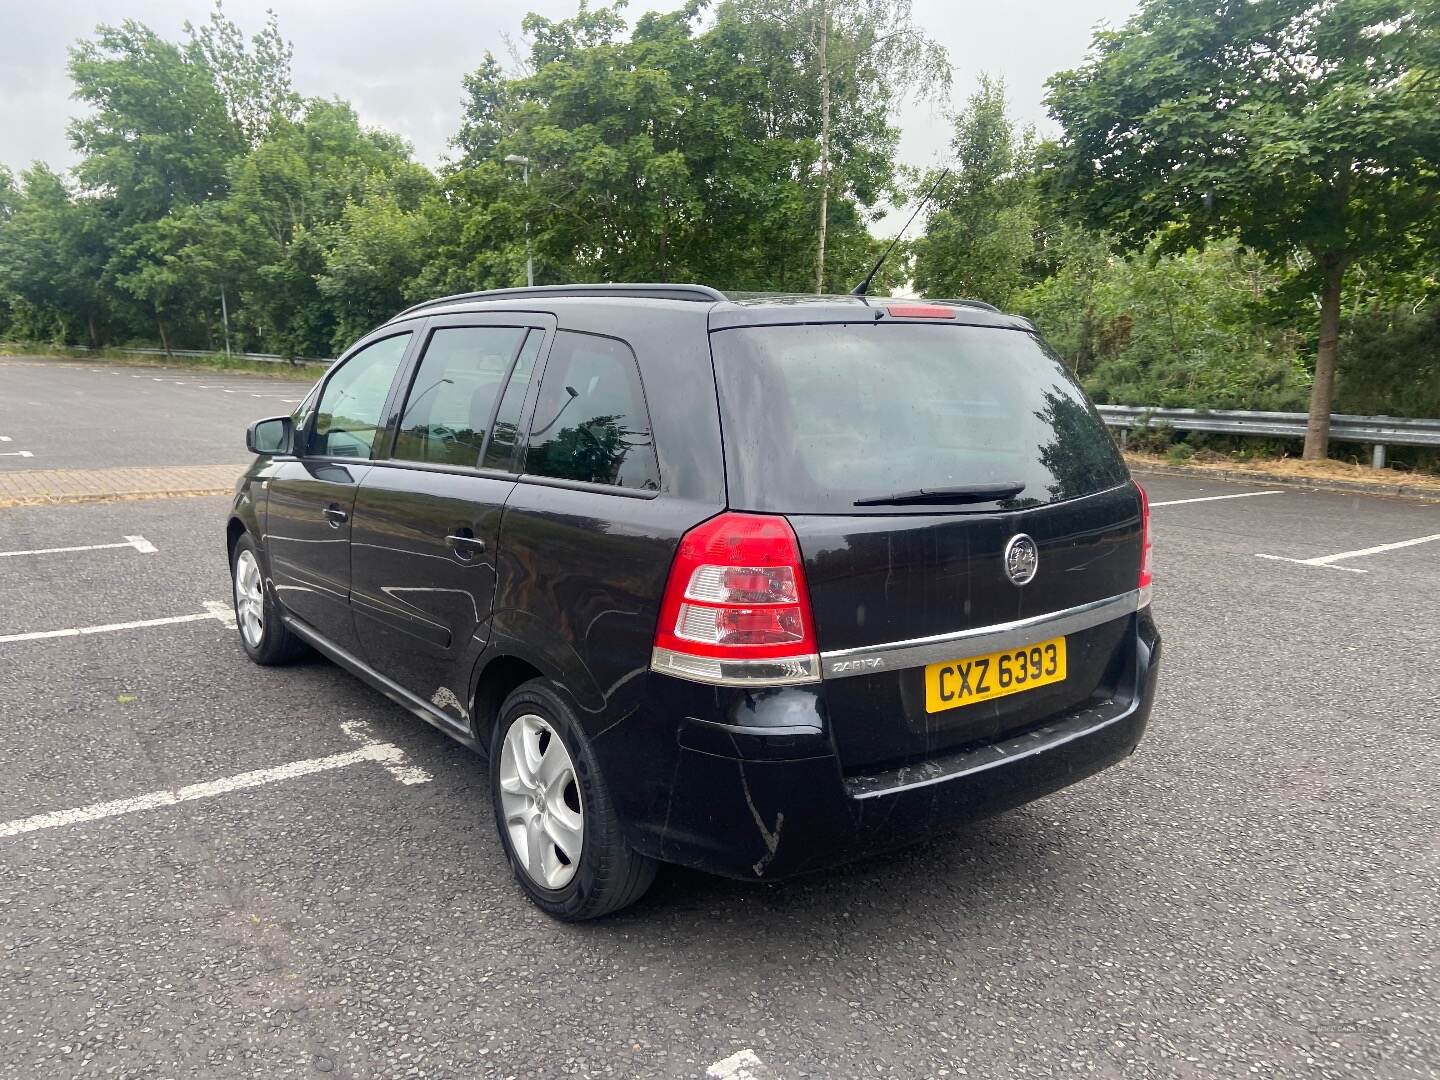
[820,589,1141,679]
[650,647,821,687]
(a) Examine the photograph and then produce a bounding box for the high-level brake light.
[651,512,821,686]
[885,304,956,319]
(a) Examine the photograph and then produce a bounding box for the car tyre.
[230,532,307,665]
[491,680,656,920]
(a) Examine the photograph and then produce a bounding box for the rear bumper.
[606,610,1160,880]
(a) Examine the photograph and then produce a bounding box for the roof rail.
[927,297,1002,313]
[393,283,728,319]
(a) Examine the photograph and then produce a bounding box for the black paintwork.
[791,483,1143,772]
[227,290,1161,882]
[263,459,372,655]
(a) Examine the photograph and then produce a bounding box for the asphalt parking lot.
[2,356,1437,1079]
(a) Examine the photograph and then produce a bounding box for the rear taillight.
[1136,482,1153,606]
[651,512,821,686]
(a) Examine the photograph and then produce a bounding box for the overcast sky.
[2,0,1141,182]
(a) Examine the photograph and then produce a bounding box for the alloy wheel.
[498,713,584,889]
[234,549,265,648]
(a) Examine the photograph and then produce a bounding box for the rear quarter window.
[710,322,1128,514]
[523,331,659,491]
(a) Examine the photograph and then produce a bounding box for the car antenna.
[849,167,951,297]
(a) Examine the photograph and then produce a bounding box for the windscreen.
[711,322,1128,514]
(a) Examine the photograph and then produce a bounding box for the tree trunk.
[87,311,98,349]
[156,314,172,357]
[813,0,830,295]
[1303,253,1346,461]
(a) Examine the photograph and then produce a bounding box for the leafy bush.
[1017,237,1312,411]
[1165,442,1195,464]
[1336,304,1440,418]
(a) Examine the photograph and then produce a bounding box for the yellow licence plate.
[924,635,1067,713]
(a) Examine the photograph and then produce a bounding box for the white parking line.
[0,450,35,458]
[0,722,431,839]
[1256,532,1440,574]
[1149,490,1283,507]
[341,720,433,785]
[202,599,239,628]
[0,602,233,645]
[0,435,12,441]
[707,1050,770,1079]
[0,535,157,559]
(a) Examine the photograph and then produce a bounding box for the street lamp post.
[504,154,534,288]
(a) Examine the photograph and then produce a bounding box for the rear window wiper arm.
[853,482,1026,507]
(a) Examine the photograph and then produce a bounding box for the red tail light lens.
[652,512,821,685]
[1136,482,1153,604]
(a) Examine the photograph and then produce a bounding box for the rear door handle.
[323,505,349,526]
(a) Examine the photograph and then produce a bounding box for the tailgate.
[790,485,1142,771]
[710,317,1144,772]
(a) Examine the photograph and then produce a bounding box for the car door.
[486,329,671,717]
[264,330,414,654]
[348,315,553,723]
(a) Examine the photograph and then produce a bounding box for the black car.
[227,284,1161,920]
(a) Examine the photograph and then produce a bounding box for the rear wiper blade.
[853,482,1026,507]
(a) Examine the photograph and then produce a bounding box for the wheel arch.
[226,516,247,562]
[469,653,545,753]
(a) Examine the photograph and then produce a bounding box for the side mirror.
[246,415,293,456]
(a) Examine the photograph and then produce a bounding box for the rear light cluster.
[1136,482,1153,606]
[651,512,821,686]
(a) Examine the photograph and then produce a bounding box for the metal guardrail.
[1095,405,1440,468]
[58,344,333,367]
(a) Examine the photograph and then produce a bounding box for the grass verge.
[1126,450,1440,497]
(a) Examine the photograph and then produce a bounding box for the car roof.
[378,284,1035,333]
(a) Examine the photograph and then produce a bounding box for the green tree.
[68,21,242,221]
[185,0,301,146]
[216,99,434,356]
[0,166,112,346]
[0,167,17,337]
[444,0,926,294]
[912,76,1038,307]
[317,194,430,350]
[726,0,950,291]
[1045,0,1440,458]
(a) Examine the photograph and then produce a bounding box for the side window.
[524,331,659,490]
[311,334,411,459]
[481,330,544,471]
[392,326,527,467]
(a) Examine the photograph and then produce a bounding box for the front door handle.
[323,505,349,527]
[447,532,486,560]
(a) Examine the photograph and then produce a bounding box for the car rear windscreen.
[710,322,1128,514]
